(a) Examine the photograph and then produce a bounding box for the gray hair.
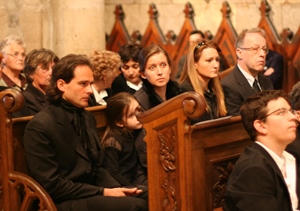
[0,35,26,54]
[236,28,266,48]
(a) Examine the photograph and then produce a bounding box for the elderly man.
[221,28,273,116]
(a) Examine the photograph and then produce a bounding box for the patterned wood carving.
[157,125,178,211]
[212,159,237,208]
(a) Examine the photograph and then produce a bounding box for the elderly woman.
[21,48,59,115]
[88,50,121,106]
[0,35,27,90]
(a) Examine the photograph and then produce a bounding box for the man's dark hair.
[46,54,93,103]
[189,30,205,38]
[240,90,289,141]
[118,44,142,63]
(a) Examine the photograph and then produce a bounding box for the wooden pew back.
[138,92,252,211]
[0,88,108,211]
[106,1,300,92]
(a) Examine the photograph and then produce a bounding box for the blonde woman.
[179,40,227,122]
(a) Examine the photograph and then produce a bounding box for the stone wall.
[0,0,298,57]
[0,0,105,57]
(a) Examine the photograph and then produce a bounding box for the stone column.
[51,0,105,57]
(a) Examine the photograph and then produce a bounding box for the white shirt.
[91,85,108,105]
[238,64,262,91]
[126,80,142,91]
[256,141,299,210]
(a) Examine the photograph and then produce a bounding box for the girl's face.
[121,99,143,131]
[140,52,171,88]
[194,47,220,80]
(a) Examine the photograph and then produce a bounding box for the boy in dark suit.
[224,90,299,211]
[23,54,148,211]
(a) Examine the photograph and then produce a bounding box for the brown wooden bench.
[0,88,252,211]
[138,91,252,211]
[0,88,107,211]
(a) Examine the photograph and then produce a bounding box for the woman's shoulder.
[134,88,150,110]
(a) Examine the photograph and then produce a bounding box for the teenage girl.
[101,92,147,186]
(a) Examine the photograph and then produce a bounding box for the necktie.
[253,79,261,92]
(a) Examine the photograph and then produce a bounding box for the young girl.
[101,92,147,186]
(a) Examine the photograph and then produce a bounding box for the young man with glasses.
[0,35,27,90]
[224,90,300,211]
[221,28,273,116]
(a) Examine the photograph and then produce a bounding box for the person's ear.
[115,121,124,128]
[253,119,267,135]
[236,48,243,60]
[57,79,66,92]
[140,71,147,79]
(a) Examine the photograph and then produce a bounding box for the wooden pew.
[138,91,252,211]
[0,88,107,211]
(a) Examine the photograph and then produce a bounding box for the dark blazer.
[22,83,46,115]
[224,143,295,211]
[111,74,137,95]
[221,65,273,116]
[134,79,182,111]
[23,103,120,206]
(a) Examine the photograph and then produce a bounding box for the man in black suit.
[23,54,148,211]
[224,90,300,211]
[221,28,273,116]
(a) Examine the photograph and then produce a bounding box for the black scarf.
[60,99,85,136]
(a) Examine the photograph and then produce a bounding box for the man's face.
[262,97,298,146]
[59,65,94,108]
[2,43,25,73]
[189,33,204,45]
[236,33,267,76]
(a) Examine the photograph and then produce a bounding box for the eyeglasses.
[194,41,206,56]
[238,46,269,55]
[264,107,297,118]
[6,52,26,59]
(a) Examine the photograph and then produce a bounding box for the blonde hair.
[180,41,227,116]
[89,50,121,81]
